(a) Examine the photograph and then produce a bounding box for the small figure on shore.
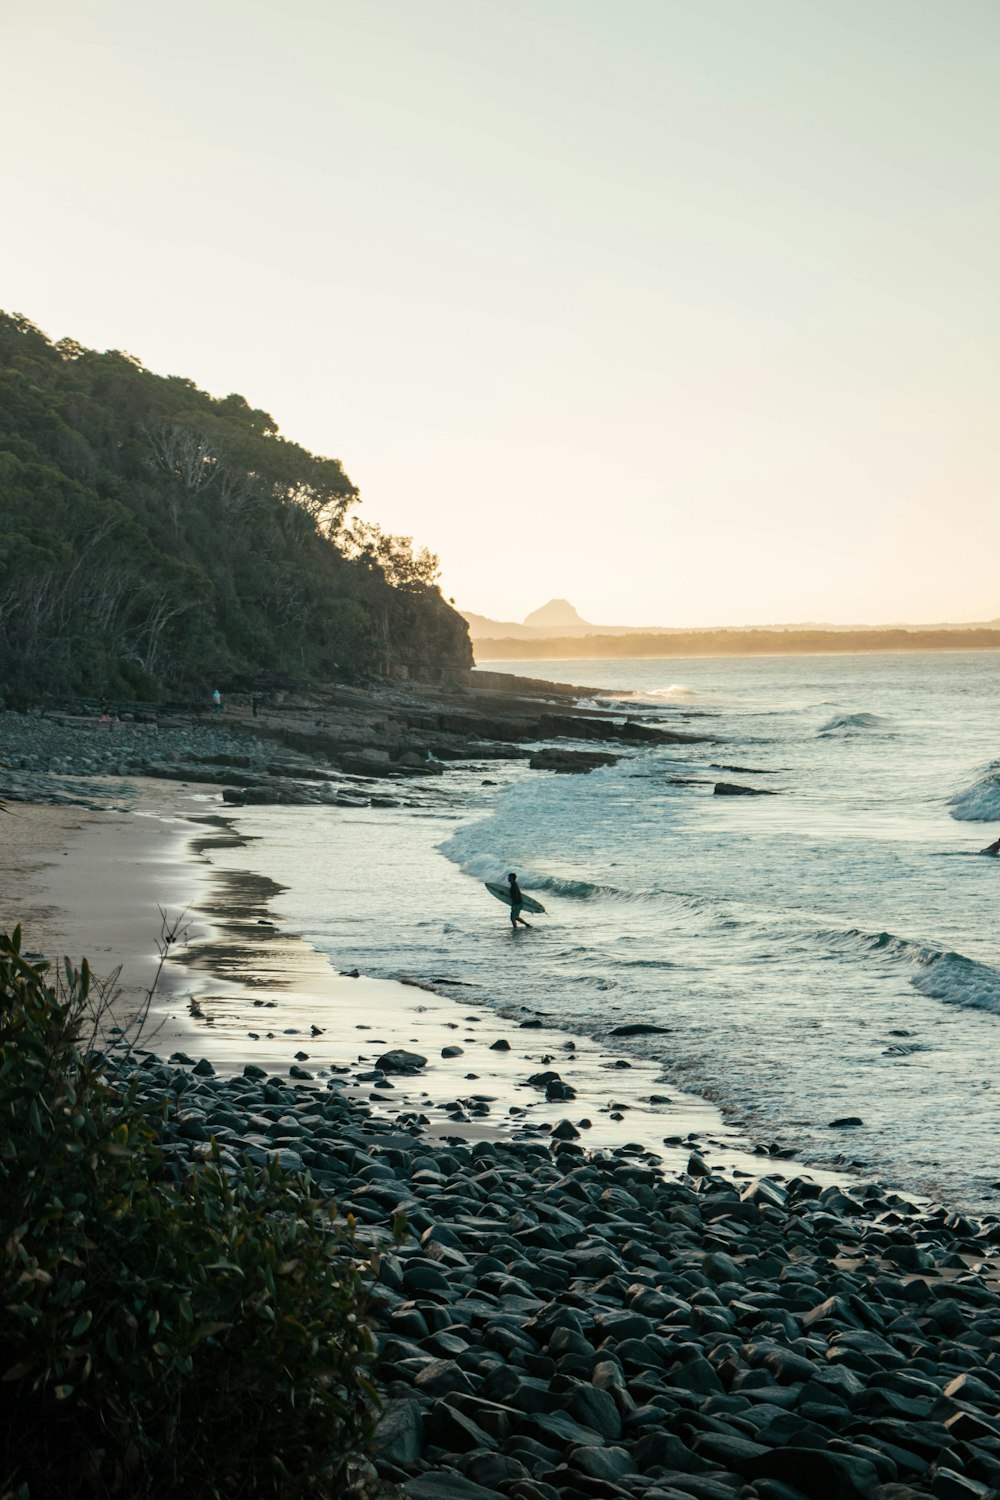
[981,834,1000,855]
[212,688,222,714]
[507,871,532,930]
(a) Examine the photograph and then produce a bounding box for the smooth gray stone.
[594,1308,657,1343]
[859,1387,934,1420]
[374,1399,424,1464]
[426,1403,498,1454]
[943,1371,999,1405]
[743,1446,880,1497]
[667,1355,726,1396]
[413,1359,477,1397]
[651,1475,744,1499]
[691,1431,770,1468]
[444,1394,521,1441]
[404,1474,506,1500]
[859,1417,952,1458]
[516,1409,605,1449]
[829,1328,909,1367]
[564,1384,623,1440]
[566,1443,639,1480]
[761,1348,819,1384]
[457,1452,532,1489]
[629,1429,705,1474]
[943,1407,1000,1442]
[377,1049,428,1073]
[921,1470,990,1500]
[402,1261,453,1295]
[240,1145,304,1172]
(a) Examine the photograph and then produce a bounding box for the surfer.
[507,872,532,929]
[982,835,1000,855]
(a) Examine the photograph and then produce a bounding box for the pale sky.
[4,1,999,626]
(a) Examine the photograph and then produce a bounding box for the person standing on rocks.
[507,872,531,930]
[212,689,222,714]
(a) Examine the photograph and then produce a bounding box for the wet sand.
[3,782,843,1186]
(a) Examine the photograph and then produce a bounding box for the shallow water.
[221,651,1000,1213]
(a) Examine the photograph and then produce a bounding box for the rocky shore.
[109,1044,1000,1500]
[0,673,710,810]
[9,674,1000,1499]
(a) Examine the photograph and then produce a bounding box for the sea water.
[220,651,1000,1214]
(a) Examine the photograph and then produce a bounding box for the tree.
[344,520,440,591]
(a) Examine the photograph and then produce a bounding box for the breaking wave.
[818,711,887,735]
[832,926,1000,1015]
[948,764,1000,823]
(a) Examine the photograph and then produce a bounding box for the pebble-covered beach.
[109,1044,1000,1500]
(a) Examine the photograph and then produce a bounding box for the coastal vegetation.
[0,313,471,704]
[0,930,377,1498]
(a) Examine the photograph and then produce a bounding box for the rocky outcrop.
[529,748,621,774]
[714,782,774,796]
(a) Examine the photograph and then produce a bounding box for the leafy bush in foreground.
[0,928,377,1498]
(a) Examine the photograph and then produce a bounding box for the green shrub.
[0,928,378,1498]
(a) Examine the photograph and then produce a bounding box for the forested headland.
[0,313,471,704]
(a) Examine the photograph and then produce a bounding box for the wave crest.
[838,926,1000,1014]
[949,763,1000,823]
[818,711,886,735]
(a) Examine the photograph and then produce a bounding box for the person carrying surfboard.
[507,872,532,929]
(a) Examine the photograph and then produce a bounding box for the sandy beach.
[3,781,814,1181]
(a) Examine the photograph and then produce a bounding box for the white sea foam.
[948,765,1000,822]
[242,650,1000,1215]
[817,710,887,734]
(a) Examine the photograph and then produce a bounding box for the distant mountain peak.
[523,599,589,628]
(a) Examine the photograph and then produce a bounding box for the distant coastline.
[473,626,1000,661]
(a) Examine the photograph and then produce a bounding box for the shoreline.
[1,678,989,1214]
[4,784,843,1186]
[9,715,1000,1495]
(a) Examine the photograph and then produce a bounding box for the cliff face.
[360,573,473,682]
[0,313,471,699]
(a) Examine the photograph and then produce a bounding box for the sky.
[3,0,999,627]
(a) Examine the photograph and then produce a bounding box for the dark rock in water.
[169,1052,196,1066]
[529,747,620,774]
[828,1116,864,1129]
[376,1049,428,1073]
[289,1065,312,1080]
[518,1018,544,1029]
[608,1023,671,1037]
[192,1058,215,1076]
[490,1039,511,1051]
[527,1071,563,1088]
[714,781,774,795]
[442,1045,465,1058]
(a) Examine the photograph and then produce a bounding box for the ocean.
[218,651,1000,1215]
